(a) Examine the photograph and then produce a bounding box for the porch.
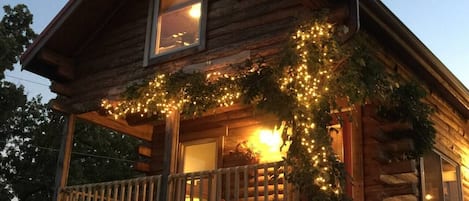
[58,162,292,201]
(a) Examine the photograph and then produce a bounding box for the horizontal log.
[77,111,153,141]
[382,138,415,154]
[382,182,419,198]
[134,161,150,173]
[380,173,418,185]
[380,121,413,134]
[138,145,152,158]
[381,159,417,175]
[38,48,75,80]
[383,195,417,201]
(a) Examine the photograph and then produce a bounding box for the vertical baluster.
[180,175,185,201]
[120,182,126,201]
[77,187,82,201]
[142,179,147,201]
[87,185,92,201]
[234,167,239,201]
[70,188,74,201]
[148,178,154,201]
[134,180,140,201]
[243,166,248,201]
[94,184,99,201]
[225,168,231,201]
[156,176,161,201]
[62,188,68,201]
[100,185,105,201]
[283,162,288,201]
[207,172,213,201]
[60,189,66,201]
[190,173,195,201]
[264,164,268,201]
[74,187,78,201]
[216,170,222,201]
[172,176,178,201]
[254,165,258,201]
[274,163,279,200]
[59,188,65,201]
[113,183,119,201]
[165,176,170,201]
[126,181,133,201]
[106,183,112,201]
[180,175,186,201]
[199,173,204,201]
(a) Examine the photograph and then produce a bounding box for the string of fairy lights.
[102,19,343,196]
[101,72,242,119]
[281,21,341,194]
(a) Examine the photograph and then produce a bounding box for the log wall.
[362,36,469,201]
[54,0,309,113]
[49,0,469,200]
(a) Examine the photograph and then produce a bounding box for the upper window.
[150,0,204,57]
[421,150,462,201]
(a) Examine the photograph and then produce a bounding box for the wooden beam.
[138,145,152,157]
[160,110,180,201]
[38,48,75,80]
[134,161,151,173]
[50,81,73,97]
[53,114,76,201]
[77,111,153,141]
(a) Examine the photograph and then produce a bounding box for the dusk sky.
[1,0,468,102]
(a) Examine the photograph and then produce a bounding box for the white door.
[179,139,218,201]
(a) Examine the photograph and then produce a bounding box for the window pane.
[183,141,216,173]
[161,0,193,12]
[441,159,460,201]
[423,151,444,201]
[329,125,344,161]
[156,2,201,54]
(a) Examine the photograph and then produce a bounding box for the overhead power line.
[5,74,50,87]
[1,140,135,163]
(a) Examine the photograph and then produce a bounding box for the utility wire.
[4,74,50,87]
[1,140,136,163]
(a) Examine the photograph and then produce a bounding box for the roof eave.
[20,0,81,73]
[361,1,469,119]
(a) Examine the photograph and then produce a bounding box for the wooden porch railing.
[58,175,163,201]
[59,161,292,201]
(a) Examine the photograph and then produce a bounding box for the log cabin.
[20,0,469,201]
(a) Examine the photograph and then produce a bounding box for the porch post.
[160,110,180,200]
[53,114,76,201]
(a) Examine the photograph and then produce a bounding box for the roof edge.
[20,0,82,69]
[361,0,469,119]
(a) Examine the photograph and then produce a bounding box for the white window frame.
[420,149,462,201]
[144,0,208,66]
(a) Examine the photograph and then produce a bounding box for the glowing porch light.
[248,124,288,163]
[425,194,433,200]
[189,3,201,18]
[259,129,282,152]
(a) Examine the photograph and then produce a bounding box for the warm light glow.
[425,194,433,200]
[189,3,201,18]
[101,72,241,120]
[259,129,282,152]
[248,125,287,163]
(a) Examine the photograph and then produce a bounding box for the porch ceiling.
[77,104,276,142]
[20,0,127,82]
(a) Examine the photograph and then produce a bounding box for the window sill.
[146,45,203,67]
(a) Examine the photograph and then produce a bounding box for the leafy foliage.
[104,16,436,201]
[377,82,436,156]
[0,4,35,79]
[0,4,142,201]
[0,92,143,201]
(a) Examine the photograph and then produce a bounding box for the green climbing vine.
[102,15,435,201]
